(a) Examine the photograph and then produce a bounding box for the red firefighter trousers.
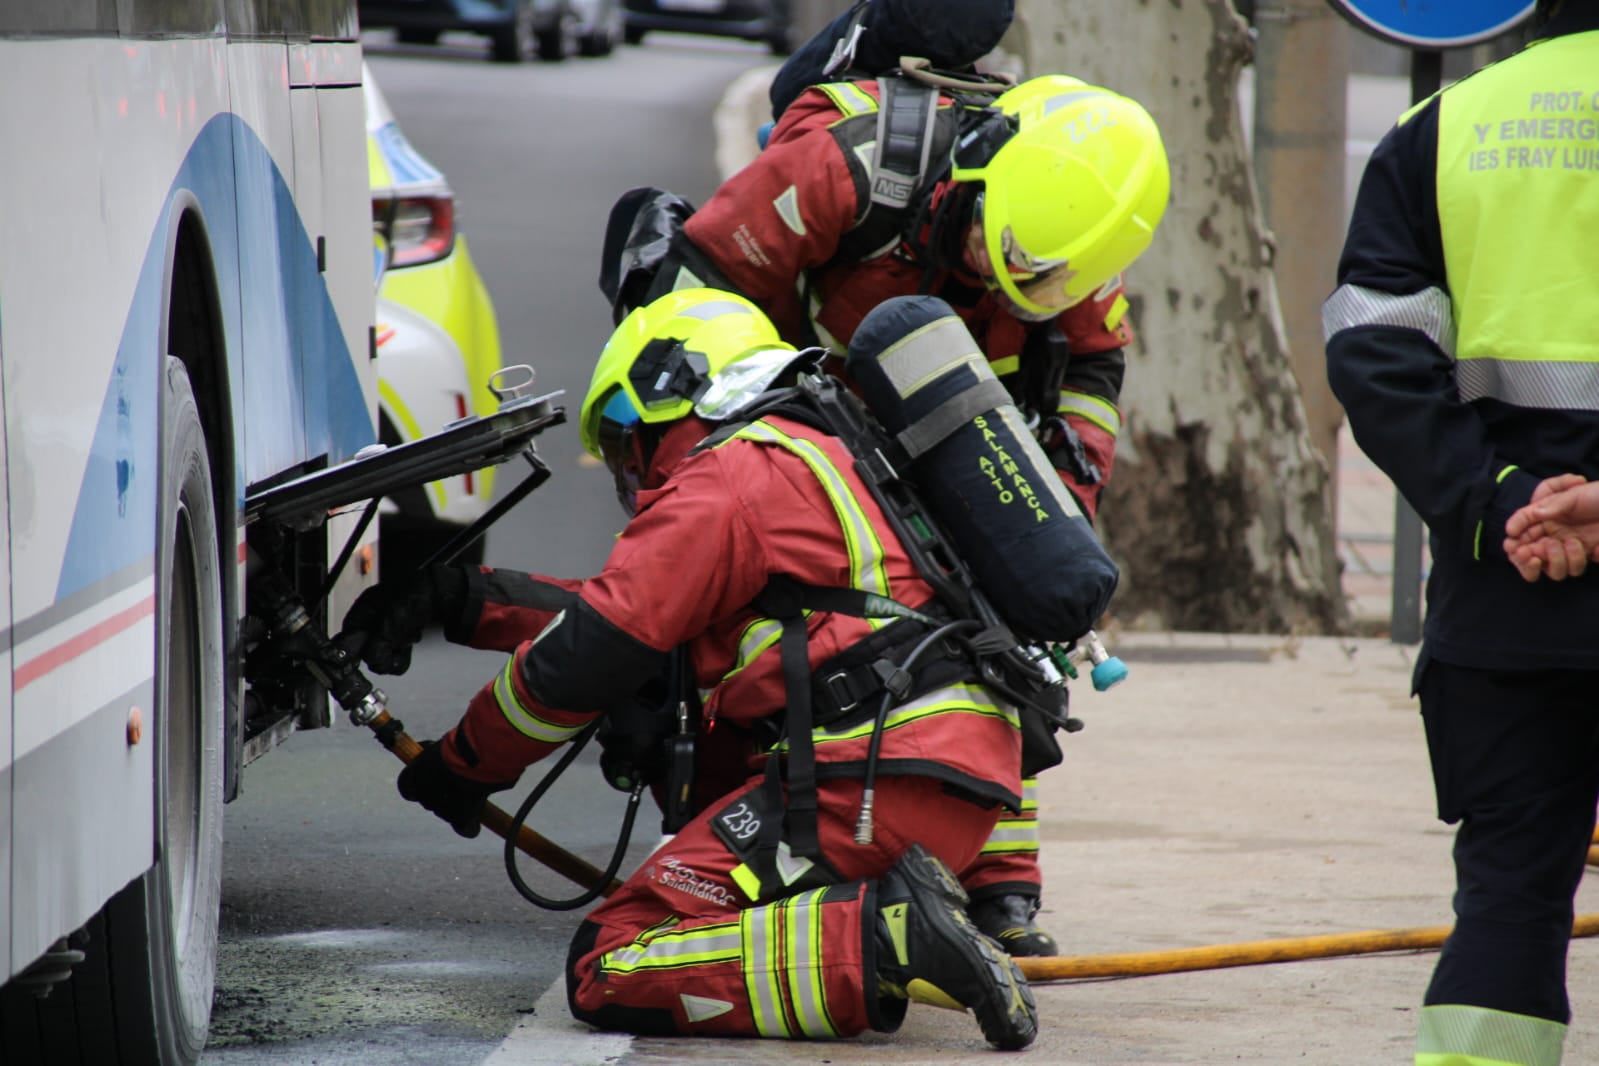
[565,772,1000,1038]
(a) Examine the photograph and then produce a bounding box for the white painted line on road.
[482,977,633,1066]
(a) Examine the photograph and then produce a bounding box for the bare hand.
[1502,476,1599,582]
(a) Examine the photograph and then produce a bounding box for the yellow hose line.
[1016,913,1599,984]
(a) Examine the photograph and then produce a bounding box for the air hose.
[501,718,646,911]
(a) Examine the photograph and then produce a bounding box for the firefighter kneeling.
[341,290,1068,1049]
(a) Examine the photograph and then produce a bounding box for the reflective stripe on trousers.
[1417,1004,1567,1066]
[979,777,1038,857]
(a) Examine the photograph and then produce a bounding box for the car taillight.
[374,195,455,268]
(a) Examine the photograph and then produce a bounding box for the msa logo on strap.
[872,173,915,207]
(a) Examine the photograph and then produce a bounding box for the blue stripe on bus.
[56,112,374,602]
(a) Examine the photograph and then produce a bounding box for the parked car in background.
[571,0,625,54]
[622,0,791,54]
[359,0,622,62]
[366,68,504,569]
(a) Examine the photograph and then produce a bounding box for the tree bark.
[1252,0,1349,509]
[1007,0,1347,633]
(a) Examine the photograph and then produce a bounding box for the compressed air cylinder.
[844,295,1118,642]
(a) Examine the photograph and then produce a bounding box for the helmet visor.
[995,225,1080,319]
[595,390,648,517]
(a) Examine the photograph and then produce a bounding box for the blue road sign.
[1327,1,1536,49]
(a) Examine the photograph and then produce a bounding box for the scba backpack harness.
[689,295,1118,901]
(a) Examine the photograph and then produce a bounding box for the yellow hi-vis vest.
[1432,30,1599,409]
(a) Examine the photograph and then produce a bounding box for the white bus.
[0,3,377,1062]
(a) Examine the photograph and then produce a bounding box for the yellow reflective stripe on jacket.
[726,420,892,598]
[1435,32,1599,408]
[492,657,587,744]
[816,80,878,121]
[599,921,742,976]
[741,889,840,1038]
[772,682,1020,751]
[1058,389,1122,438]
[1416,1004,1566,1066]
[718,614,792,687]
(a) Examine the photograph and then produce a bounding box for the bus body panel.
[0,25,373,978]
[0,411,11,978]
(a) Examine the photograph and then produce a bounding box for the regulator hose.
[503,718,645,911]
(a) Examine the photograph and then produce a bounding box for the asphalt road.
[203,31,772,1064]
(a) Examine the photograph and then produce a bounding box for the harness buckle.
[820,669,861,714]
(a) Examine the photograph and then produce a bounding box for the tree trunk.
[1008,0,1346,633]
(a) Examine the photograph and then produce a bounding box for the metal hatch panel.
[244,391,565,528]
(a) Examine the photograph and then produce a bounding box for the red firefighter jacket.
[440,414,1024,813]
[683,79,1132,518]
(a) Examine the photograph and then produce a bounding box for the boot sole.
[898,845,1038,1050]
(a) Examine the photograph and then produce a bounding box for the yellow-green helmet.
[952,76,1170,320]
[579,289,796,512]
[579,287,795,457]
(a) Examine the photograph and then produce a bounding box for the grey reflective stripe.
[1039,88,1114,115]
[1417,1004,1566,1066]
[1321,284,1456,358]
[743,904,789,1036]
[680,298,754,321]
[982,823,1038,846]
[1057,391,1122,437]
[876,314,987,397]
[997,405,1084,519]
[786,890,832,1037]
[1456,358,1599,411]
[897,378,1013,459]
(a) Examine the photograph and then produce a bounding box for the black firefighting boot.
[968,893,1060,957]
[873,844,1038,1050]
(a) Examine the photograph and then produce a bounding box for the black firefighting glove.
[337,566,469,675]
[595,676,675,793]
[396,738,513,839]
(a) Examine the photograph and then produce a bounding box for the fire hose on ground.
[259,571,1599,986]
[370,696,1599,985]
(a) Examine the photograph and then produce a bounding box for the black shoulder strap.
[747,575,930,880]
[831,76,946,265]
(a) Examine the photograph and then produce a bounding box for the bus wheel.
[0,357,224,1063]
[94,357,226,1064]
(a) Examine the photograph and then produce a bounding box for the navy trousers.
[1417,656,1599,1024]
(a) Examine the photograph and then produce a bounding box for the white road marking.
[482,976,633,1066]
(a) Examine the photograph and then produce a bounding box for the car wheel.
[536,7,578,61]
[763,0,792,55]
[1,356,226,1065]
[623,21,646,45]
[490,0,536,62]
[578,4,623,56]
[395,26,441,45]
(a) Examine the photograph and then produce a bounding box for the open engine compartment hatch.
[244,389,565,529]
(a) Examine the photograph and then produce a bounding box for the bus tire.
[0,358,225,1064]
